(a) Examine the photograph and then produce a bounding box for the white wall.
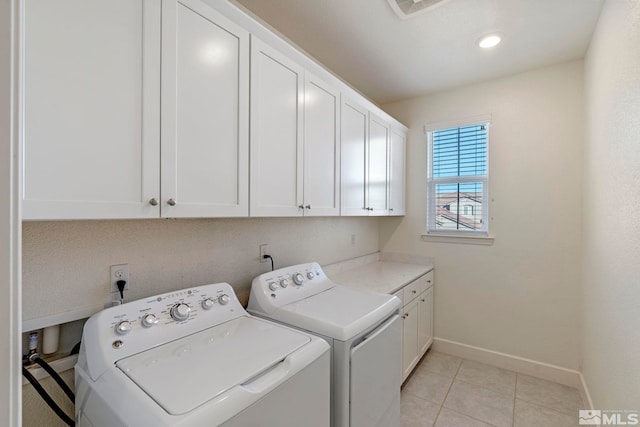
[582,0,640,408]
[380,60,584,370]
[22,217,378,321]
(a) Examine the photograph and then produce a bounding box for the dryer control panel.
[81,282,246,381]
[248,262,335,315]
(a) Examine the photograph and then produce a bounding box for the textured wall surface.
[22,217,379,320]
[381,60,585,369]
[582,0,640,408]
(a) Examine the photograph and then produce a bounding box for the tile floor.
[401,350,586,427]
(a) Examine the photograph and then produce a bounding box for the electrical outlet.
[110,264,130,293]
[259,244,269,262]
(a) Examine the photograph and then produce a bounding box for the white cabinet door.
[402,298,419,381]
[303,74,340,216]
[340,98,368,216]
[367,113,389,216]
[389,127,406,216]
[22,0,161,220]
[161,0,249,218]
[418,287,433,355]
[250,37,304,217]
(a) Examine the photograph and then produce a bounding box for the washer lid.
[273,285,401,341]
[116,316,310,415]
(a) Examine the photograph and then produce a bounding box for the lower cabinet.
[401,296,419,379]
[396,270,434,382]
[418,286,433,356]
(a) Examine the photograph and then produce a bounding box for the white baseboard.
[579,371,595,410]
[432,337,593,408]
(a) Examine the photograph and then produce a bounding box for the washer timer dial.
[292,273,304,286]
[170,303,191,321]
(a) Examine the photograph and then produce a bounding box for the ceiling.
[232,0,604,105]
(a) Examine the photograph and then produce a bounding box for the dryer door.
[350,314,402,427]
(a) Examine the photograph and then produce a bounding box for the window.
[426,120,489,235]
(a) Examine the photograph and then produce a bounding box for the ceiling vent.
[387,0,451,19]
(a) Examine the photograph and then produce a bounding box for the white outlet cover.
[110,264,130,293]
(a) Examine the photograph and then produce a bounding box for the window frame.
[425,115,491,238]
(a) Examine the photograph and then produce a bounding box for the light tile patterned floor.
[401,350,585,427]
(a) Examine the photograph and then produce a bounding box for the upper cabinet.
[340,98,368,216]
[249,38,304,217]
[367,113,390,216]
[341,102,404,217]
[23,0,161,220]
[22,0,404,221]
[23,0,250,220]
[389,126,407,216]
[302,74,340,216]
[161,0,249,218]
[250,38,340,217]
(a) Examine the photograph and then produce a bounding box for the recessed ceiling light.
[478,34,502,49]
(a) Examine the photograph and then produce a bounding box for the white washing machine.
[75,282,330,427]
[248,262,402,427]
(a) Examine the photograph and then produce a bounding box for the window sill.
[421,233,494,245]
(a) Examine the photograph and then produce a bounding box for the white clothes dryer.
[75,282,330,427]
[248,262,402,427]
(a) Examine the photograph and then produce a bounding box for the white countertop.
[328,258,433,295]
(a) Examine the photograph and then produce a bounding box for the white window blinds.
[427,122,489,234]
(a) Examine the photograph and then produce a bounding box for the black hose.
[70,341,81,356]
[31,356,75,402]
[22,366,75,427]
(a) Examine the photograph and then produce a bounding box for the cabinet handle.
[421,299,425,302]
[390,208,394,211]
[298,204,304,209]
[305,205,311,209]
[405,312,409,317]
[148,198,158,206]
[427,280,431,283]
[412,290,417,294]
[167,198,176,206]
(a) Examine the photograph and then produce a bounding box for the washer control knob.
[141,314,159,328]
[307,272,315,280]
[170,303,191,321]
[292,273,304,286]
[201,298,215,310]
[217,294,230,305]
[280,278,290,288]
[269,282,279,291]
[115,320,132,335]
